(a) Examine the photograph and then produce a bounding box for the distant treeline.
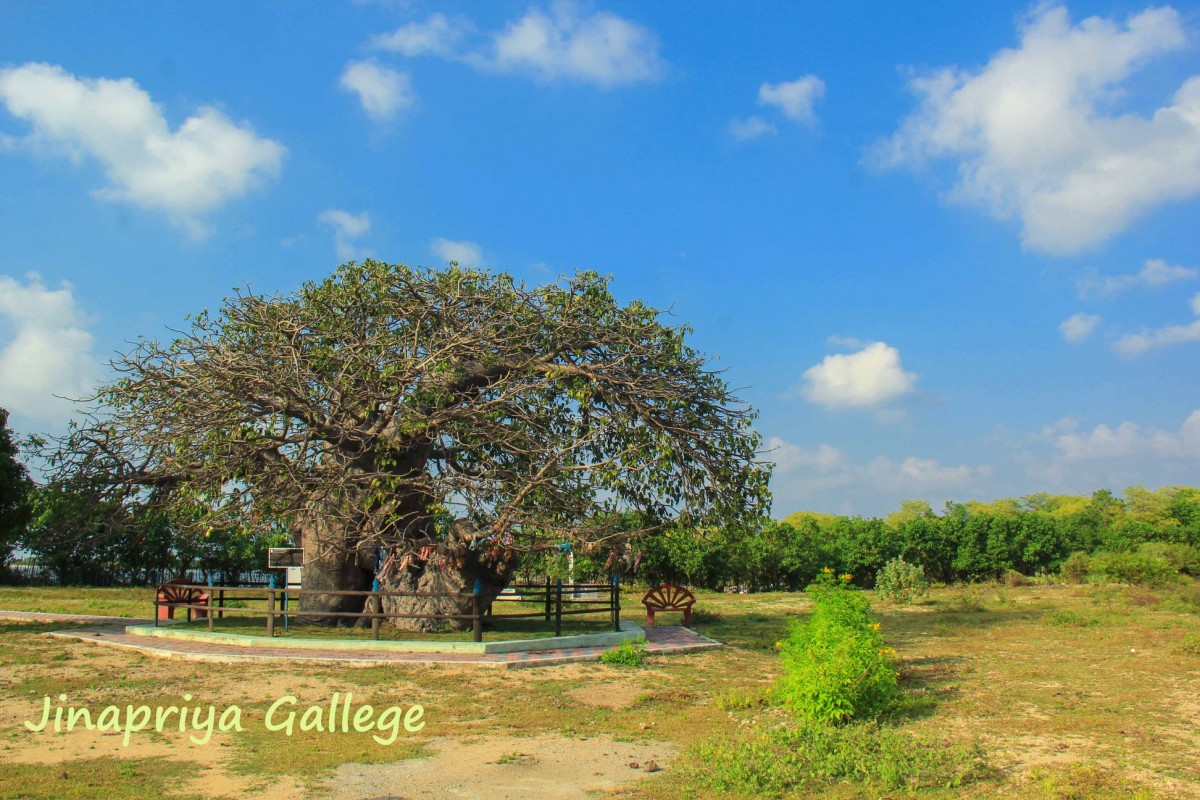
[520,487,1200,591]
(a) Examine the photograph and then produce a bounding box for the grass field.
[2,581,1199,798]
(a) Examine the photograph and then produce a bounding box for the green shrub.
[1089,551,1177,587]
[1060,552,1091,583]
[599,637,647,666]
[1138,542,1200,577]
[773,570,898,724]
[680,718,988,797]
[1003,569,1030,587]
[874,556,930,603]
[1044,610,1100,627]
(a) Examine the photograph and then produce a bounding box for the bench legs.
[645,609,655,626]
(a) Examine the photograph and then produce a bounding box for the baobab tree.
[43,261,770,629]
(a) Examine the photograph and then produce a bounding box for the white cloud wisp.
[339,61,416,121]
[370,3,665,89]
[318,209,372,263]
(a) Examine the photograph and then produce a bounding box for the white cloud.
[0,274,96,421]
[0,62,285,237]
[867,456,993,490]
[430,237,484,266]
[766,436,849,475]
[370,13,469,57]
[800,341,917,410]
[873,5,1200,255]
[488,2,665,86]
[758,75,825,125]
[729,116,776,141]
[768,435,992,510]
[1053,409,1200,461]
[369,4,665,89]
[1077,258,1198,298]
[1060,312,1100,342]
[318,209,372,263]
[1113,291,1200,355]
[339,61,416,121]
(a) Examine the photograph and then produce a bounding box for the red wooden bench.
[641,583,696,626]
[156,578,210,621]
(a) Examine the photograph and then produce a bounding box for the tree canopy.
[0,407,33,566]
[44,262,770,584]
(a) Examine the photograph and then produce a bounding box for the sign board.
[268,547,303,568]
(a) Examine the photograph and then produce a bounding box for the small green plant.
[948,585,987,613]
[600,637,647,666]
[1177,632,1200,655]
[874,556,930,604]
[773,570,898,724]
[493,751,536,765]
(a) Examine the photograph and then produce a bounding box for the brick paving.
[1,610,722,669]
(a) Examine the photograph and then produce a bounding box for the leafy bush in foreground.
[773,570,898,723]
[680,717,988,797]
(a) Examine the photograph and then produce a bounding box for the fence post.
[472,579,484,643]
[266,575,276,637]
[371,578,381,641]
[218,587,225,620]
[544,576,551,621]
[555,578,563,637]
[611,573,621,631]
[206,576,214,632]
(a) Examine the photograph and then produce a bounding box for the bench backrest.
[641,583,696,610]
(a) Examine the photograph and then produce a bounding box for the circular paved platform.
[1,610,722,669]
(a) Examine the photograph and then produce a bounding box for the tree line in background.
[521,487,1200,590]
[4,407,1198,589]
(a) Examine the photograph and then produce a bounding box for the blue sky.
[1,1,1198,517]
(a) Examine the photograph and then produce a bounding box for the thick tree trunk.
[295,517,375,626]
[379,520,517,632]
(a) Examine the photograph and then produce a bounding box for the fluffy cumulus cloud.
[0,274,96,421]
[1077,258,1198,298]
[873,5,1200,255]
[369,3,665,88]
[758,75,825,125]
[430,237,484,266]
[1114,291,1200,355]
[339,61,416,120]
[0,62,285,237]
[318,209,372,263]
[800,341,917,410]
[1060,312,1100,342]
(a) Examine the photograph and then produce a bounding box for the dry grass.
[1,582,1198,798]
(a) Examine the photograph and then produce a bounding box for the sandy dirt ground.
[325,735,675,800]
